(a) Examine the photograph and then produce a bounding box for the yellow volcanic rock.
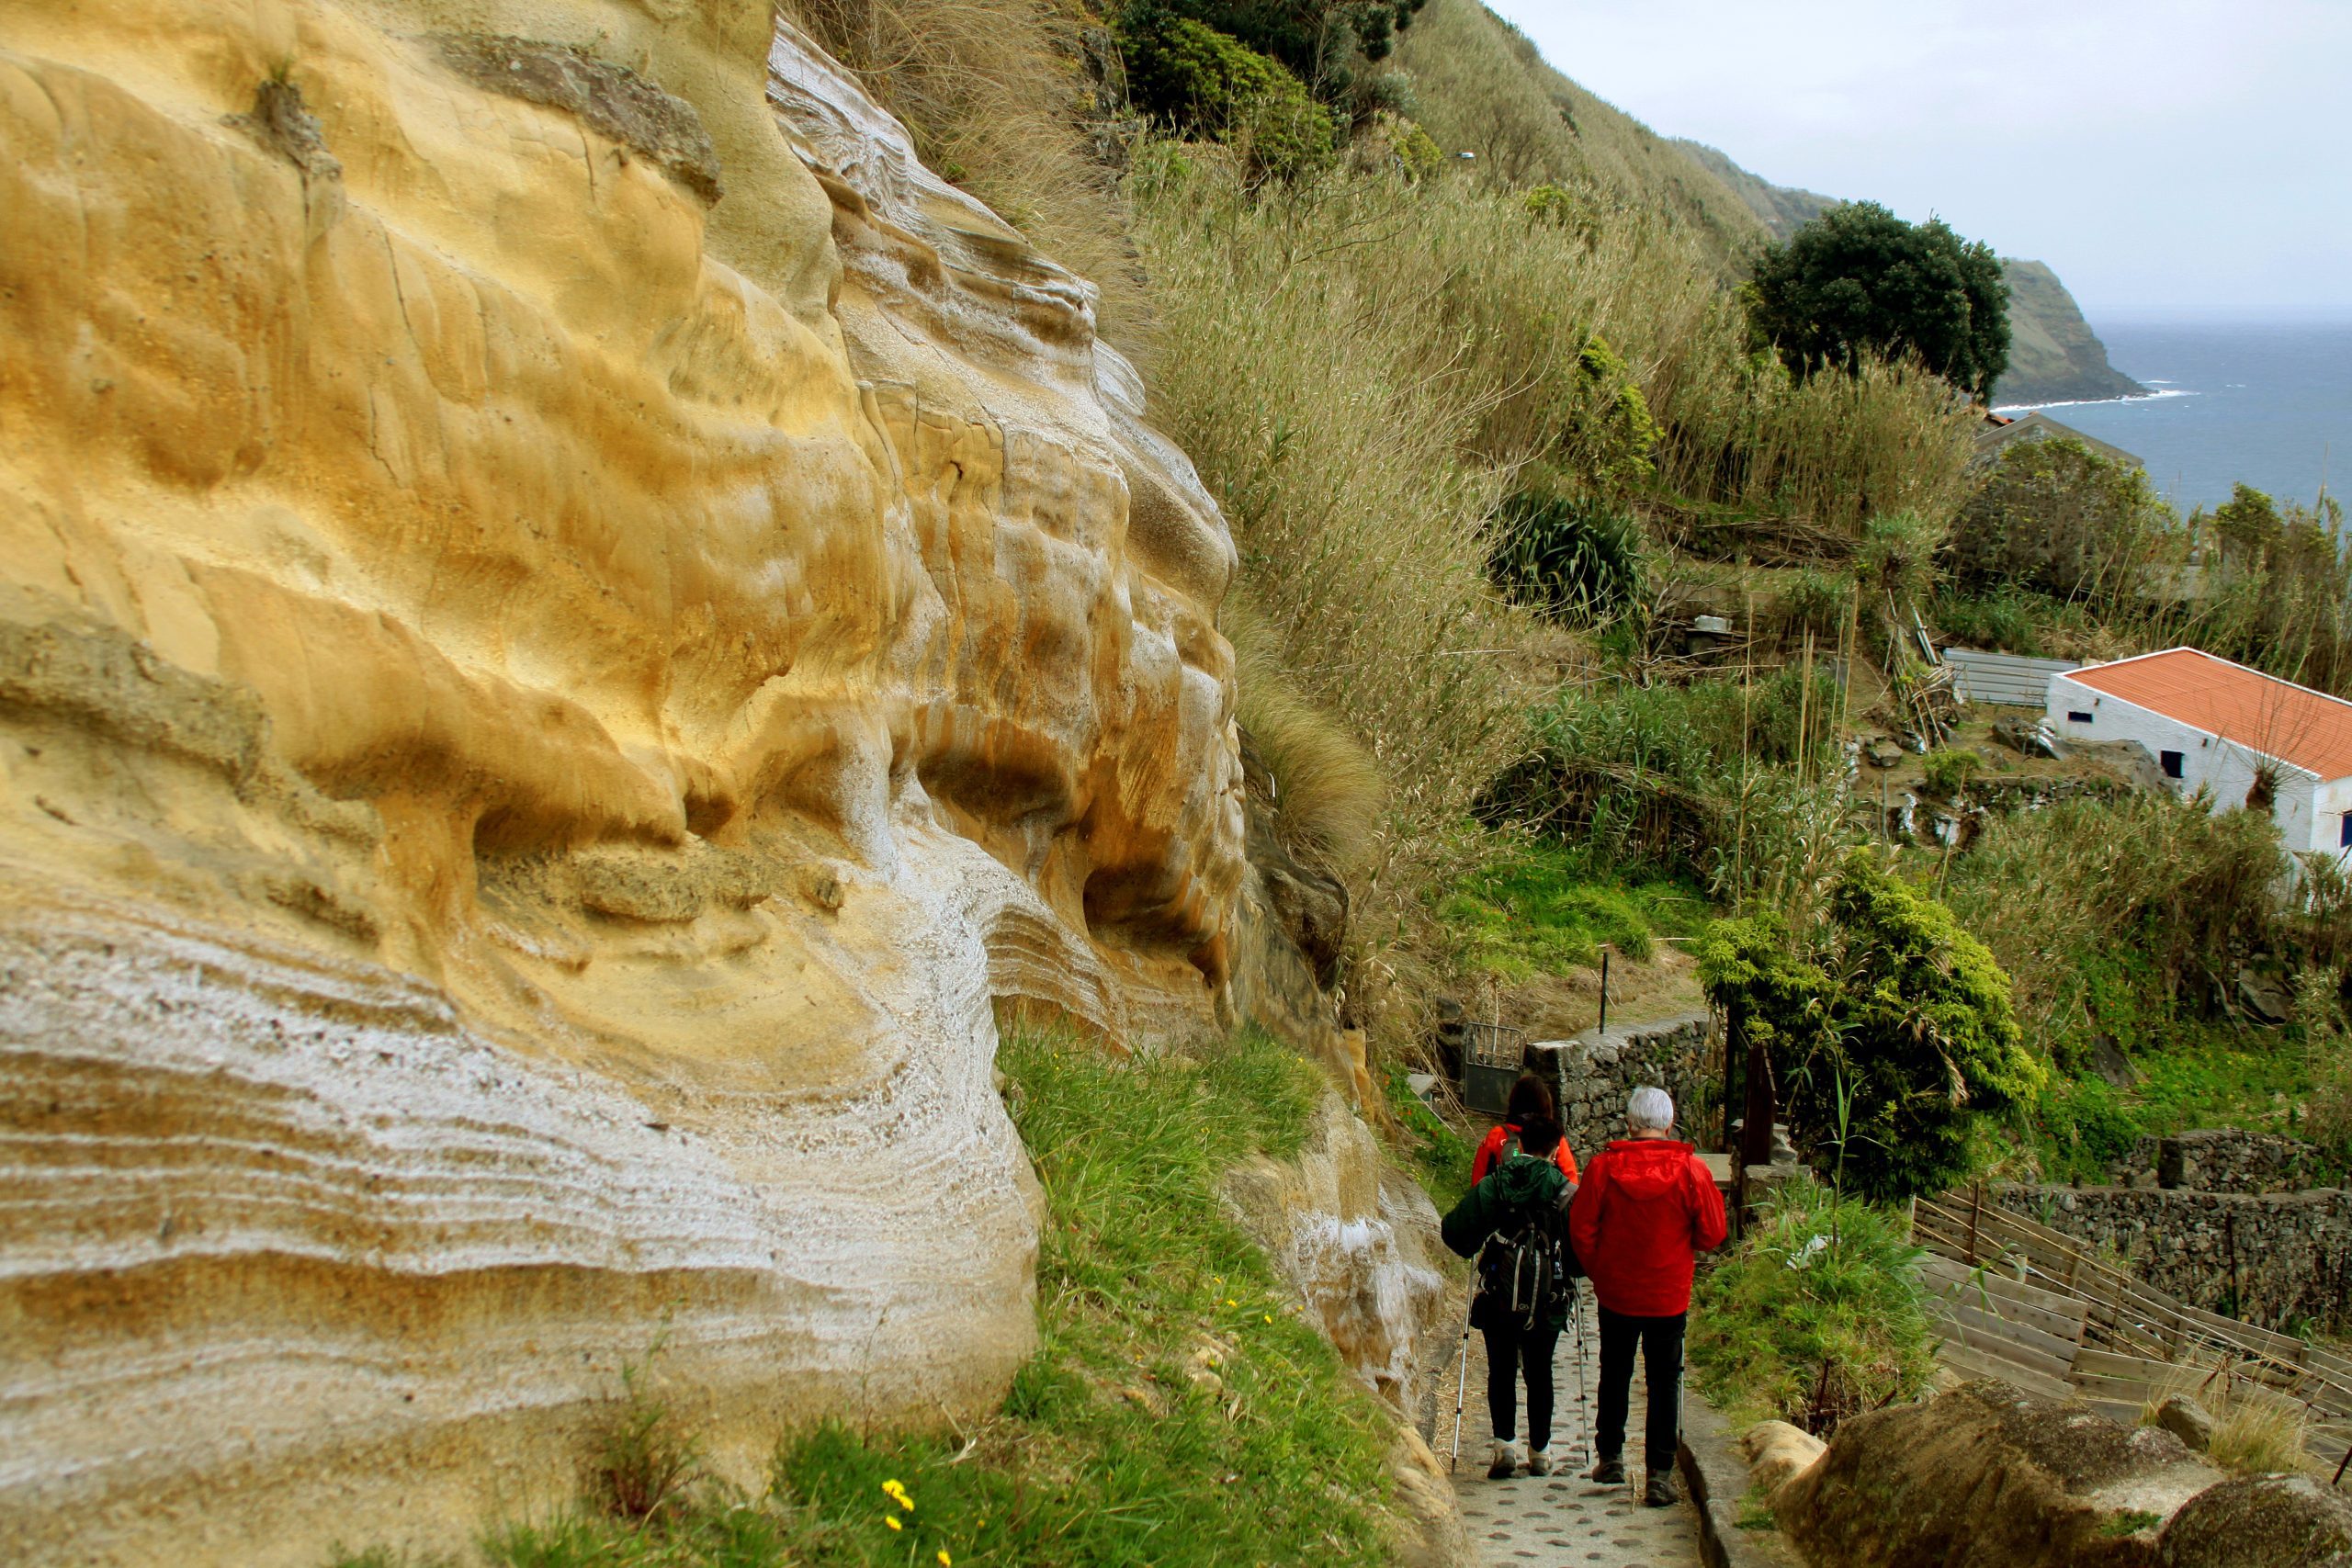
[0,3,1243,1562]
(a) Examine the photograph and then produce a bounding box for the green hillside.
[1392,0,1765,263]
[1672,139,1834,241]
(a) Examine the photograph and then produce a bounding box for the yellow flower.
[886,1515,903,1532]
[938,1553,954,1567]
[884,1479,915,1510]
[1262,1314,1272,1324]
[1225,1298,1237,1307]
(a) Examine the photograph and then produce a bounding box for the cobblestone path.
[1443,1292,1705,1568]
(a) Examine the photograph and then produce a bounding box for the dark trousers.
[1481,1319,1560,1449]
[1596,1305,1686,1473]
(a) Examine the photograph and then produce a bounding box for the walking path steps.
[1447,1292,1706,1568]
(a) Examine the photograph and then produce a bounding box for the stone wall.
[2104,1130,2333,1194]
[1993,1184,2352,1331]
[1526,1012,1716,1165]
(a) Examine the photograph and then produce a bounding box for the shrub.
[1781,569,1851,641]
[1919,749,1977,796]
[1489,470,1648,626]
[1854,508,1945,609]
[1949,436,2175,603]
[1943,795,2296,1057]
[1490,666,1848,889]
[1746,200,2011,400]
[1566,333,1662,489]
[587,1352,704,1525]
[1123,16,1338,181]
[1688,1182,1936,1433]
[1126,0,1429,107]
[1699,851,2042,1201]
[2306,1042,2352,1169]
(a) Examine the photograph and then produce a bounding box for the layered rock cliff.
[0,3,1266,1561]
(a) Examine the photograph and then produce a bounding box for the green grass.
[334,1031,1404,1568]
[1381,1062,1476,1214]
[2023,1023,2328,1183]
[1434,829,1705,981]
[1687,1183,1936,1433]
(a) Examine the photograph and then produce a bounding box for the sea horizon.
[1993,319,2350,514]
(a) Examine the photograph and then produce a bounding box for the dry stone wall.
[1527,1013,1716,1165]
[2104,1129,2334,1194]
[1992,1184,2352,1332]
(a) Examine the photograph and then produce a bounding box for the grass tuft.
[1687,1183,1936,1434]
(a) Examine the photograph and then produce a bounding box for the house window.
[2340,814,2352,849]
[2066,710,2094,724]
[2160,750,2184,779]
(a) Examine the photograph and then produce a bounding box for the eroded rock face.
[1224,1094,1450,1412]
[0,2,1241,1562]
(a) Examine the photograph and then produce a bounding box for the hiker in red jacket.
[1568,1085,1727,1508]
[1469,1071,1580,1185]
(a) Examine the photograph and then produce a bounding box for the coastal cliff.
[0,3,1270,1559]
[1993,257,2150,406]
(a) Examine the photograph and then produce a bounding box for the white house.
[2046,648,2352,859]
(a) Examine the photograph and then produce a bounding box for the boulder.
[2235,967,2294,1025]
[1741,1419,1827,1494]
[1772,1382,2224,1568]
[1994,715,2062,758]
[2088,1033,2143,1090]
[2153,1394,2216,1453]
[2156,1474,2352,1568]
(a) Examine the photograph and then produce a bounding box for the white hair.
[1627,1085,1675,1132]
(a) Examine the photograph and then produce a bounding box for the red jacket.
[1471,1122,1578,1185]
[1568,1137,1727,1317]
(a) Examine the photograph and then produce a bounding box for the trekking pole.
[1448,1292,1475,1472]
[1572,1286,1591,1466]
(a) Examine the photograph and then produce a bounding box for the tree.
[1697,851,2044,1201]
[1746,202,2010,402]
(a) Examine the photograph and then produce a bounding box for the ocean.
[1992,320,2352,516]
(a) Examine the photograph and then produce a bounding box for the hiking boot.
[1589,1455,1625,1485]
[1526,1445,1553,1476]
[1487,1439,1522,1479]
[1645,1469,1679,1507]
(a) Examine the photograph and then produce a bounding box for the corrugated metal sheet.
[1944,648,2080,706]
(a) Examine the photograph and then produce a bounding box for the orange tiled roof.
[2066,648,2352,780]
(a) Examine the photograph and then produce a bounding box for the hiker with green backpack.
[1439,1115,1577,1479]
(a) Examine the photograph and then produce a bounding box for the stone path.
[1442,1292,1705,1568]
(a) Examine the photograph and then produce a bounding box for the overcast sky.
[1487,1,2352,323]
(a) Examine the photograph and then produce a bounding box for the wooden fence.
[1916,1187,2352,1472]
